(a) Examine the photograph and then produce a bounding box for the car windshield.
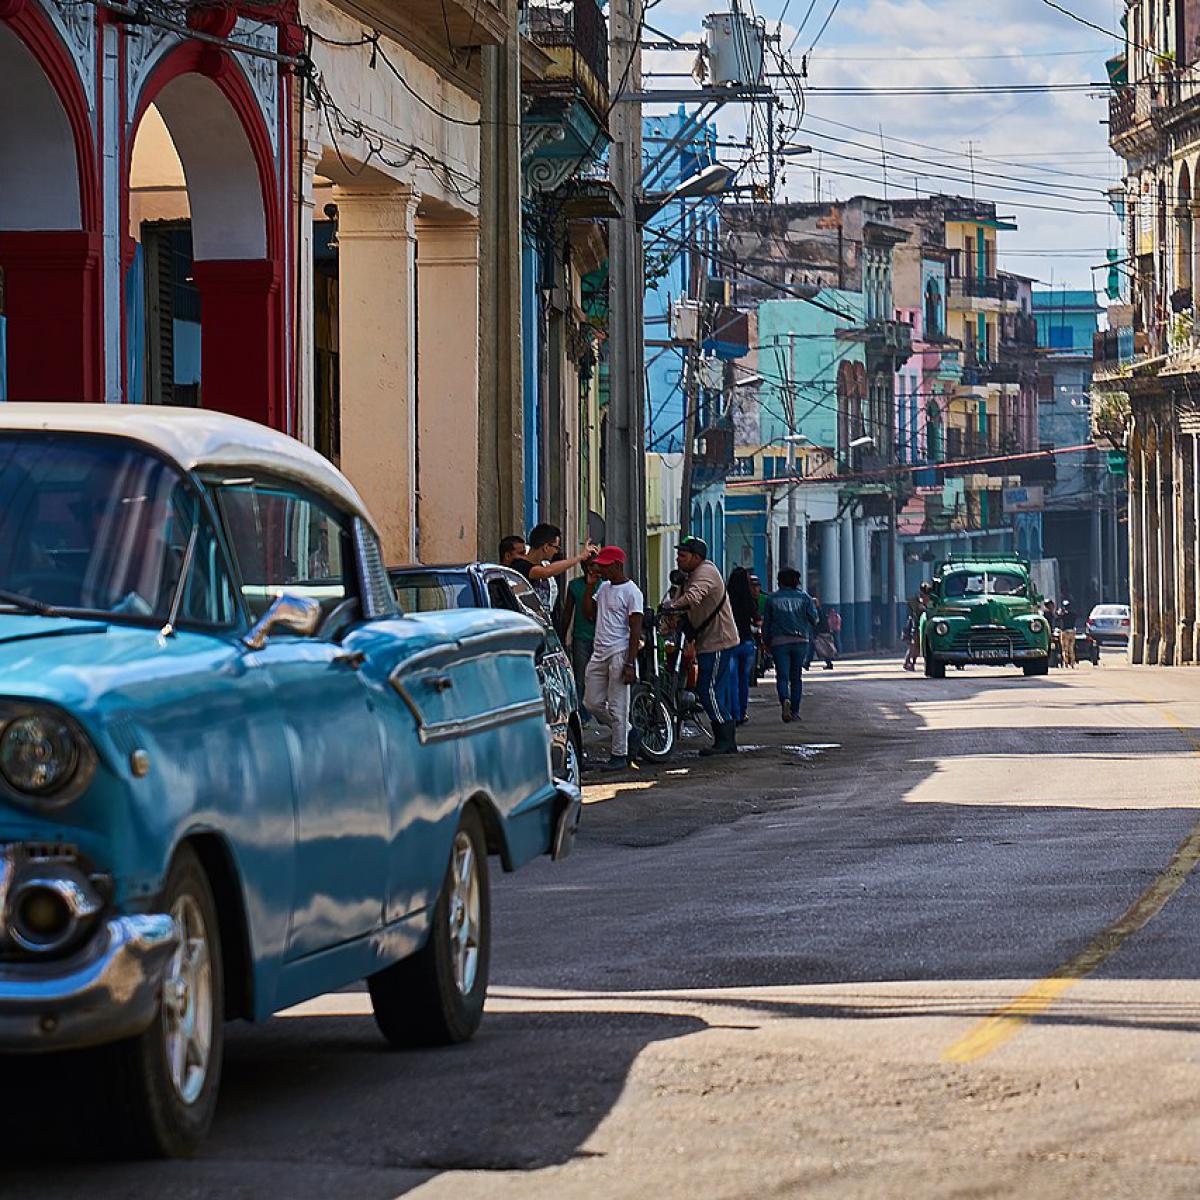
[391,571,476,614]
[0,433,235,625]
[942,570,1027,599]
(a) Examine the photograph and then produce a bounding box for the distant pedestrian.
[903,581,933,671]
[763,568,819,723]
[512,524,596,618]
[749,573,770,679]
[1056,600,1079,668]
[726,567,759,725]
[661,537,740,756]
[807,597,837,670]
[581,546,643,771]
[560,561,599,720]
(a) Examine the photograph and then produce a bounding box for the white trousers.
[584,652,630,757]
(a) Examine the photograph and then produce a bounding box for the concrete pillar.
[1158,419,1176,665]
[295,137,323,447]
[1193,433,1200,660]
[820,520,841,608]
[853,518,871,651]
[477,33,525,560]
[1145,424,1161,665]
[1128,436,1145,664]
[893,533,906,644]
[416,216,481,563]
[798,515,809,590]
[839,513,855,652]
[333,184,419,563]
[1178,424,1196,663]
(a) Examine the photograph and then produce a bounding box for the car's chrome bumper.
[938,647,1047,663]
[0,914,178,1052]
[550,780,582,862]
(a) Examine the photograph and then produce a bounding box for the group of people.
[499,526,840,771]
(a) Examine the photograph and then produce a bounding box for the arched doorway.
[0,12,100,400]
[126,45,283,425]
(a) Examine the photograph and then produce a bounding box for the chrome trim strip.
[392,694,548,745]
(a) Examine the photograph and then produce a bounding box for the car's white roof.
[0,403,375,528]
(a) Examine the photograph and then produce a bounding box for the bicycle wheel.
[630,684,675,762]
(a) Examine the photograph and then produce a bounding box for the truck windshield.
[943,571,1027,599]
[0,433,235,625]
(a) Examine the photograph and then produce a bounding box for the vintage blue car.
[0,405,580,1157]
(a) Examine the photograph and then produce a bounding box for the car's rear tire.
[106,844,224,1158]
[630,684,675,762]
[563,724,583,787]
[1023,656,1050,677]
[924,646,946,679]
[369,807,491,1048]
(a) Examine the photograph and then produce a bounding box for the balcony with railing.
[948,276,1019,304]
[525,0,609,123]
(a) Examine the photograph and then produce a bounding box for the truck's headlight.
[934,621,949,636]
[0,713,84,801]
[1029,618,1044,633]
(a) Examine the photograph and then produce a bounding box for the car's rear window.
[1091,605,1129,617]
[390,571,476,614]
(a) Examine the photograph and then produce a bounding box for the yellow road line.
[942,691,1200,1064]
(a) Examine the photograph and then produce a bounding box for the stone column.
[1193,433,1200,661]
[1178,423,1196,663]
[853,517,871,651]
[839,512,855,652]
[294,138,323,447]
[1144,423,1161,665]
[333,184,419,563]
[1128,431,1145,663]
[1159,417,1176,665]
[415,216,481,563]
[821,520,841,609]
[798,515,809,591]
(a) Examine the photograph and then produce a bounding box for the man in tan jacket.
[662,536,740,756]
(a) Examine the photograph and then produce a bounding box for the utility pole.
[607,0,646,586]
[678,344,698,538]
[786,333,799,570]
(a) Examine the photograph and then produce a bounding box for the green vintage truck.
[920,554,1051,679]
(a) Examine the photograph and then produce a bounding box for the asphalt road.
[9,651,1200,1198]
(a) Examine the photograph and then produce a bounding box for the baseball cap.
[676,537,708,557]
[592,545,626,566]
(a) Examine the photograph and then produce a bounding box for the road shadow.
[0,1006,707,1197]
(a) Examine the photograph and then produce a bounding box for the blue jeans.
[774,641,805,713]
[727,639,756,721]
[695,648,732,727]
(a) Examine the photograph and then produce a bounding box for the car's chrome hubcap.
[449,832,481,995]
[162,893,213,1106]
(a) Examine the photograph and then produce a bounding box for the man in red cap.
[581,545,644,771]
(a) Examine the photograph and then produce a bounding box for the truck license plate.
[975,649,1006,660]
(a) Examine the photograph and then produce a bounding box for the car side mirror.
[243,594,322,650]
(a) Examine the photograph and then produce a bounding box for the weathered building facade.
[1099,0,1200,664]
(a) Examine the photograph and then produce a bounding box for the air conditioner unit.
[671,299,702,344]
[703,11,765,87]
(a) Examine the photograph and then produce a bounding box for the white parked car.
[1085,604,1131,646]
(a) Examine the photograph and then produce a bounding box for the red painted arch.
[128,39,282,261]
[2,1,100,232]
[125,39,286,427]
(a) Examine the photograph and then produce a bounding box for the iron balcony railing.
[948,276,1019,302]
[526,0,608,96]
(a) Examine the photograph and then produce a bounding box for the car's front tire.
[924,645,946,679]
[369,807,491,1047]
[1023,656,1050,676]
[107,845,224,1158]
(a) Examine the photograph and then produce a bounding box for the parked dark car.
[389,565,582,787]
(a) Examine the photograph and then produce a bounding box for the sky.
[641,0,1126,294]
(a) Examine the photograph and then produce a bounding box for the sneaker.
[599,755,629,772]
[781,701,792,723]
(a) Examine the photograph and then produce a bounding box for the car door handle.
[426,675,454,692]
[332,651,366,670]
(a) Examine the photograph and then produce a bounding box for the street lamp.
[849,434,874,450]
[779,144,813,156]
[636,162,735,222]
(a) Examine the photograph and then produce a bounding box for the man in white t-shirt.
[581,545,644,771]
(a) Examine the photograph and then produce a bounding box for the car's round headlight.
[0,715,81,796]
[1030,618,1044,633]
[934,620,949,636]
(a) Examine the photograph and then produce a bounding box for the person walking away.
[808,598,837,670]
[826,606,842,658]
[763,568,819,723]
[748,574,768,681]
[726,567,758,725]
[499,535,526,568]
[560,562,599,721]
[1057,600,1079,669]
[581,546,643,771]
[661,537,740,755]
[512,523,595,618]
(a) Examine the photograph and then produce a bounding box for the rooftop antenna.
[964,139,978,201]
